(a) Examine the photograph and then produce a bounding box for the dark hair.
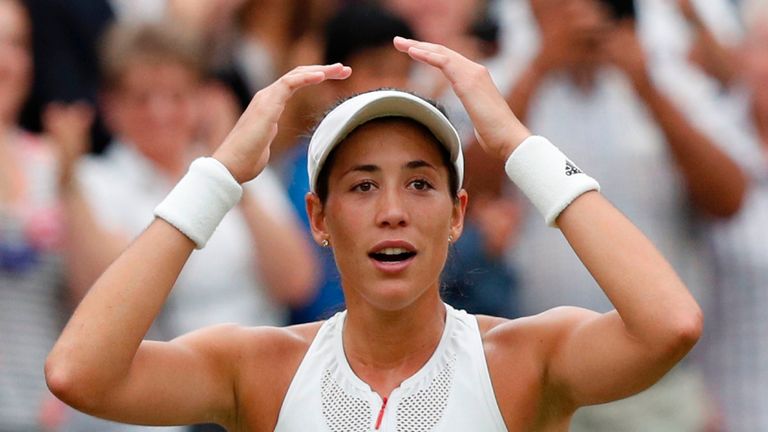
[597,0,636,20]
[324,3,414,65]
[314,91,460,205]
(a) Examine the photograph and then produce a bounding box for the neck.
[0,126,19,154]
[0,119,13,135]
[154,156,186,180]
[567,65,599,93]
[342,289,446,396]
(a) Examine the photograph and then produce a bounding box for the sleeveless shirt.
[274,303,508,431]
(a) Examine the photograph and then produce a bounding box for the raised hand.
[603,21,650,88]
[677,0,701,26]
[393,36,530,160]
[42,101,94,189]
[531,0,609,73]
[212,64,351,183]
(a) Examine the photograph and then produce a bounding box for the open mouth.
[368,247,417,263]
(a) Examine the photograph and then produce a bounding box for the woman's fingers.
[393,36,530,159]
[251,64,351,125]
[43,101,95,186]
[394,36,486,95]
[393,36,446,55]
[214,63,351,183]
[43,101,94,151]
[269,64,351,102]
[394,36,451,68]
[406,46,450,68]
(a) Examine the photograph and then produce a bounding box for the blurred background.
[1,0,766,431]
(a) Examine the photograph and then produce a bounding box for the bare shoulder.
[235,321,324,356]
[173,320,323,358]
[474,307,599,430]
[216,321,324,430]
[477,306,599,343]
[477,306,599,363]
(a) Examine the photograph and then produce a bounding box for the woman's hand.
[42,101,94,189]
[531,0,610,74]
[603,22,651,90]
[212,64,351,183]
[393,36,530,160]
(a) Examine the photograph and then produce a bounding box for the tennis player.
[45,37,702,431]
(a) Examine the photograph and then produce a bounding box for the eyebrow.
[405,160,438,171]
[342,160,438,177]
[345,164,379,175]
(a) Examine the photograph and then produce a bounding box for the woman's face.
[309,119,467,312]
[0,0,31,126]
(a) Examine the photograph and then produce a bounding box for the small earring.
[448,235,453,244]
[321,239,330,248]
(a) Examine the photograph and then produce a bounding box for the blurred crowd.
[1,0,766,431]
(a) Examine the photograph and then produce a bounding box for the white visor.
[307,89,464,193]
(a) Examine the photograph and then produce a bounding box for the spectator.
[19,0,114,153]
[678,0,742,87]
[700,2,768,430]
[0,1,91,429]
[492,0,749,430]
[72,20,317,339]
[61,22,319,431]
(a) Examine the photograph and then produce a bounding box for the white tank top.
[274,303,508,431]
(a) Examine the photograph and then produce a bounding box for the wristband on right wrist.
[154,157,243,249]
[504,135,600,227]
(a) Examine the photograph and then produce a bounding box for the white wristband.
[154,157,243,249]
[505,135,600,227]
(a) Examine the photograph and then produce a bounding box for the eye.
[409,179,434,191]
[352,181,376,192]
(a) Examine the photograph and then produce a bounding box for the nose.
[375,187,409,228]
[146,93,178,123]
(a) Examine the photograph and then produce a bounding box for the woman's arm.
[545,191,702,405]
[394,36,702,407]
[45,64,351,426]
[604,23,746,217]
[43,102,129,301]
[45,220,235,425]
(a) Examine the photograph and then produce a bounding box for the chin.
[360,279,435,312]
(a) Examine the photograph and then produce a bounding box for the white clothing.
[275,304,507,432]
[0,132,64,431]
[490,0,743,90]
[108,0,167,23]
[701,89,768,432]
[493,0,749,327]
[508,67,715,314]
[77,142,294,335]
[484,1,751,430]
[233,36,278,93]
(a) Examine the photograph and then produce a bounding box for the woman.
[0,0,95,429]
[45,37,702,431]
